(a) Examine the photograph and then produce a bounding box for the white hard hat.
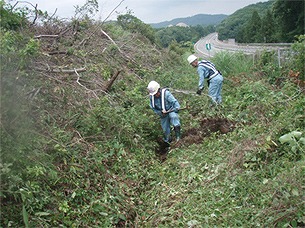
[147,81,160,96]
[187,54,197,64]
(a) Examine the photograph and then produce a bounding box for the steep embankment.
[1,18,304,227]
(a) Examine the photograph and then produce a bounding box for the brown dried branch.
[101,29,123,54]
[34,35,59,39]
[101,0,125,25]
[49,8,58,20]
[77,0,125,47]
[101,29,136,64]
[48,51,68,55]
[34,66,86,74]
[74,69,99,100]
[11,1,38,24]
[31,3,38,25]
[52,67,86,73]
[104,70,122,92]
[26,87,41,99]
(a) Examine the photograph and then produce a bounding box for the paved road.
[194,32,291,58]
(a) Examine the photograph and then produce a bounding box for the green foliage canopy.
[216,1,273,42]
[273,0,305,42]
[217,0,304,43]
[156,25,215,48]
[117,14,156,44]
[0,0,27,30]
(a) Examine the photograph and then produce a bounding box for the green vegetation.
[117,14,156,44]
[217,0,304,43]
[0,0,27,30]
[156,25,215,48]
[150,0,304,48]
[1,1,304,227]
[116,13,216,48]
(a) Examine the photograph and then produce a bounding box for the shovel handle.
[163,103,189,114]
[163,107,188,114]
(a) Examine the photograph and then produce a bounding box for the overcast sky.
[20,0,269,23]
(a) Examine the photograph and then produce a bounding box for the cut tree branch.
[100,29,136,64]
[104,70,121,92]
[51,67,86,73]
[12,1,38,24]
[77,0,125,47]
[34,35,59,39]
[101,29,123,54]
[74,68,99,99]
[48,51,68,55]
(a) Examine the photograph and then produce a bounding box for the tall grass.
[212,51,254,76]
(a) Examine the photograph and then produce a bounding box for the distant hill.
[216,1,274,41]
[150,14,228,28]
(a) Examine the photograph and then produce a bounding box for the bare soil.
[155,117,236,162]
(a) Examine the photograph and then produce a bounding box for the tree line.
[217,0,304,43]
[116,0,304,49]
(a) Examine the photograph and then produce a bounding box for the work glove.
[196,88,203,95]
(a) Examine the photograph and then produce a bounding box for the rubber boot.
[174,125,181,142]
[163,134,171,146]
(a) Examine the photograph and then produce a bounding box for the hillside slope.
[150,14,228,28]
[1,11,304,228]
[216,1,274,40]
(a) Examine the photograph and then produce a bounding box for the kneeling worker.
[147,81,181,144]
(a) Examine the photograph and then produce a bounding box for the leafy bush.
[290,35,305,76]
[0,0,28,30]
[278,131,305,160]
[117,14,156,44]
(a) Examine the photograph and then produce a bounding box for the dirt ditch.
[155,117,236,162]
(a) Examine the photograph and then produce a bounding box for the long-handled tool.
[163,102,190,114]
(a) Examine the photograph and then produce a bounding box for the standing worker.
[187,54,223,105]
[147,81,181,144]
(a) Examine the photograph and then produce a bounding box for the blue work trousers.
[161,112,180,142]
[209,74,223,104]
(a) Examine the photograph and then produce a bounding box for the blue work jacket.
[149,89,180,117]
[197,60,220,90]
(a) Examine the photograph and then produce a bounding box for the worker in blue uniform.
[147,81,181,144]
[187,54,223,105]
